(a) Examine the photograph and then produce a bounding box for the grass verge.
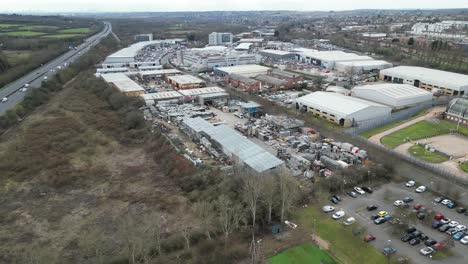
[408,144,449,163]
[460,162,468,173]
[360,109,429,138]
[268,243,336,264]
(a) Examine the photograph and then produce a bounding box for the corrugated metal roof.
[255,75,287,86]
[139,69,181,76]
[168,75,205,85]
[352,84,432,99]
[216,65,270,76]
[140,91,182,100]
[178,86,225,96]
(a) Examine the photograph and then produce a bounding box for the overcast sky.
[2,0,468,13]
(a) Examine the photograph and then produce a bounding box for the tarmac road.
[0,21,112,115]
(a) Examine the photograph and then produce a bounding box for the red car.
[434,213,444,220]
[434,242,446,250]
[364,234,376,242]
[414,204,424,210]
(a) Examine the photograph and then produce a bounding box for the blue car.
[383,214,393,221]
[453,232,466,240]
[447,202,457,209]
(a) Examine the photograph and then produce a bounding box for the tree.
[217,194,244,241]
[242,173,262,264]
[313,76,325,90]
[193,201,215,240]
[261,175,277,224]
[78,228,105,264]
[407,37,415,46]
[143,211,165,256]
[279,169,297,223]
[124,111,145,130]
[274,30,279,37]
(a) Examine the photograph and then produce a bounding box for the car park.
[322,205,335,213]
[364,234,376,242]
[419,247,434,256]
[367,205,378,211]
[405,180,415,187]
[361,186,373,193]
[393,200,405,207]
[347,191,357,198]
[354,187,365,195]
[332,210,345,220]
[415,186,426,193]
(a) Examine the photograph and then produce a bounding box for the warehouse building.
[335,60,393,73]
[181,117,283,172]
[178,87,229,105]
[379,66,468,96]
[214,64,271,77]
[178,46,257,70]
[104,39,182,64]
[168,75,206,89]
[138,69,182,80]
[294,50,374,69]
[101,73,145,96]
[255,74,289,89]
[140,91,183,105]
[269,69,304,83]
[226,74,262,92]
[259,49,295,61]
[235,43,253,51]
[444,98,468,127]
[296,92,391,127]
[352,83,433,109]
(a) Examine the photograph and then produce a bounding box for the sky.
[1,0,468,13]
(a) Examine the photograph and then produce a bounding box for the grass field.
[17,25,59,31]
[0,31,45,37]
[42,34,83,39]
[380,120,468,148]
[360,109,429,138]
[58,27,90,34]
[0,23,19,28]
[296,206,388,264]
[408,144,449,163]
[460,162,468,173]
[268,243,336,264]
[4,50,33,65]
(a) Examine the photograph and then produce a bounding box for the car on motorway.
[378,211,388,217]
[394,200,405,207]
[1,97,7,103]
[361,186,373,193]
[20,87,28,92]
[367,205,378,211]
[364,234,376,242]
[354,187,365,194]
[419,247,434,256]
[332,211,345,220]
[409,238,421,245]
[43,76,48,80]
[424,239,437,246]
[456,207,467,214]
[405,180,415,187]
[322,205,335,213]
[461,236,468,245]
[416,185,427,193]
[454,232,466,240]
[347,191,357,198]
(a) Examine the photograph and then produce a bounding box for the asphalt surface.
[0,22,113,114]
[335,183,468,264]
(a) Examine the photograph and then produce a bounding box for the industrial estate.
[1,5,468,264]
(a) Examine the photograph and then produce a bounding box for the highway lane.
[0,22,113,115]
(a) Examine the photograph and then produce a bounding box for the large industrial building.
[379,66,468,96]
[167,75,206,89]
[181,117,284,172]
[294,50,374,69]
[296,92,392,127]
[208,32,233,46]
[259,49,295,61]
[214,64,271,77]
[178,46,257,70]
[444,98,468,127]
[101,73,145,96]
[352,83,433,109]
[334,60,393,72]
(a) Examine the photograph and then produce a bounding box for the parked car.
[453,232,466,240]
[364,234,376,242]
[434,242,446,250]
[332,195,341,202]
[440,218,451,224]
[447,202,457,209]
[343,217,356,226]
[332,211,345,220]
[419,233,428,241]
[419,247,434,256]
[432,221,443,229]
[330,197,339,204]
[383,214,393,221]
[367,205,378,211]
[382,247,396,256]
[378,211,388,217]
[370,215,380,220]
[424,239,437,246]
[361,186,373,193]
[456,207,466,214]
[417,213,427,220]
[374,217,387,225]
[448,221,459,228]
[401,233,416,242]
[354,187,365,195]
[407,227,417,233]
[456,225,466,232]
[434,213,445,221]
[438,224,450,232]
[461,236,468,245]
[394,200,405,207]
[416,186,427,193]
[413,204,424,210]
[446,228,459,235]
[347,191,357,198]
[403,197,414,203]
[441,199,452,205]
[409,238,421,245]
[405,180,416,187]
[322,205,335,213]
[433,197,444,203]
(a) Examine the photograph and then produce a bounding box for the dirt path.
[368,106,445,144]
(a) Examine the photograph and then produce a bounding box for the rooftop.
[235,43,253,50]
[140,91,182,100]
[112,79,145,93]
[255,75,288,86]
[239,38,264,43]
[259,49,292,56]
[352,83,432,99]
[336,60,392,67]
[100,72,131,83]
[178,86,226,96]
[380,66,468,90]
[106,40,164,59]
[240,101,262,109]
[216,64,271,76]
[168,75,206,85]
[138,69,181,76]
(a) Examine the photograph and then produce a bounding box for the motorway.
[0,22,113,115]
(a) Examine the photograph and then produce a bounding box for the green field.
[460,162,468,173]
[296,206,388,264]
[380,120,468,148]
[0,23,19,28]
[42,34,83,39]
[17,25,59,31]
[4,50,33,65]
[0,31,45,37]
[360,109,429,138]
[58,28,90,34]
[408,144,449,163]
[268,243,336,264]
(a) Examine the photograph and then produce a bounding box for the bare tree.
[180,221,192,250]
[143,211,166,257]
[279,169,297,223]
[78,228,105,264]
[193,201,215,240]
[217,194,244,241]
[242,173,262,264]
[118,213,149,264]
[261,175,277,224]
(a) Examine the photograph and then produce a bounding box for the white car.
[440,218,451,224]
[415,186,426,193]
[393,200,405,207]
[343,217,356,226]
[43,76,48,80]
[456,225,466,231]
[332,210,345,220]
[354,187,365,195]
[20,87,27,92]
[419,247,434,256]
[448,221,459,228]
[1,97,8,102]
[441,199,452,205]
[322,205,335,213]
[405,180,416,187]
[461,236,468,245]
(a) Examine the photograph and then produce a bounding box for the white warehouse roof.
[100,72,131,82]
[178,86,225,96]
[296,92,391,122]
[140,91,182,101]
[106,40,164,62]
[380,66,468,92]
[335,60,393,72]
[168,75,205,85]
[352,84,433,108]
[215,64,270,77]
[235,43,253,50]
[101,73,144,93]
[138,69,181,76]
[260,50,292,56]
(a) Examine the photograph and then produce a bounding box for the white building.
[296,92,391,126]
[100,73,145,96]
[334,60,393,73]
[214,64,271,77]
[134,34,153,42]
[352,84,433,109]
[178,46,257,70]
[294,50,374,69]
[379,66,468,96]
[208,32,233,46]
